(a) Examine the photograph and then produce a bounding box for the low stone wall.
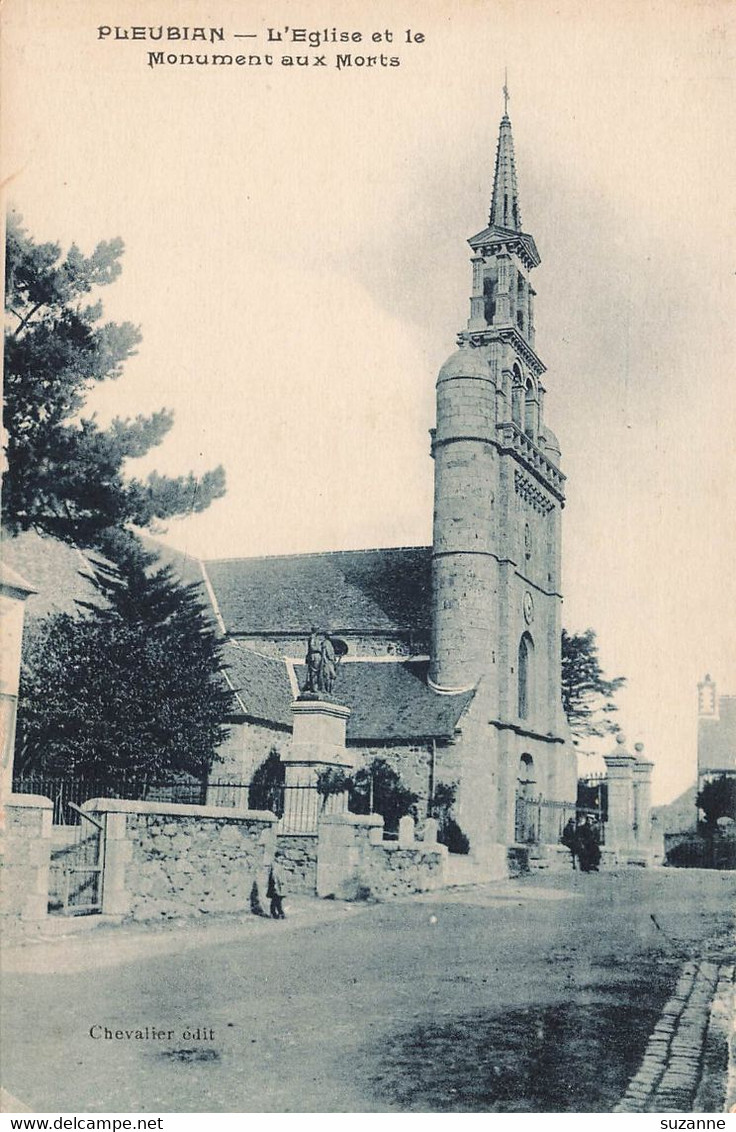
[316,813,446,900]
[83,798,278,921]
[1,794,53,921]
[275,833,318,894]
[361,841,446,899]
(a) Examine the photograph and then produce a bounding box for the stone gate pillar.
[603,734,636,860]
[632,743,655,851]
[0,564,37,805]
[283,698,353,832]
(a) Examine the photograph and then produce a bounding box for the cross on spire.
[489,89,521,230]
[503,69,510,117]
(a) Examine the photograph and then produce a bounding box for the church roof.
[224,645,473,741]
[0,561,37,596]
[0,530,102,619]
[698,696,736,772]
[301,660,474,741]
[223,643,294,727]
[203,546,432,638]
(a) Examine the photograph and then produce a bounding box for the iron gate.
[49,804,104,915]
[515,795,606,846]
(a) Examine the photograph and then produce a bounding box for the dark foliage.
[15,539,234,779]
[561,628,626,753]
[316,766,353,801]
[350,757,418,834]
[696,775,736,826]
[430,781,470,854]
[3,213,225,545]
[248,749,285,815]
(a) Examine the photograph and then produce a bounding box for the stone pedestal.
[287,698,353,766]
[604,735,636,860]
[283,698,353,832]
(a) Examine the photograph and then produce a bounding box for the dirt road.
[2,867,734,1112]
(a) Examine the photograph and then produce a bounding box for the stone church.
[199,105,577,866]
[4,105,578,871]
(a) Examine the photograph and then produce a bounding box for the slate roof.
[305,659,474,742]
[223,643,294,728]
[138,534,207,590]
[223,643,473,741]
[0,530,102,620]
[203,546,432,638]
[698,697,736,772]
[5,532,461,742]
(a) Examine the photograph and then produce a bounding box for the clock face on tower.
[523,591,534,625]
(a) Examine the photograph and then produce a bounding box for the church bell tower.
[430,94,567,753]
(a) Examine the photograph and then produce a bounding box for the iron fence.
[13,772,207,824]
[13,773,347,834]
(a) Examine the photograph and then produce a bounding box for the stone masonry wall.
[83,799,277,921]
[316,813,446,900]
[1,794,53,922]
[350,739,463,825]
[275,833,317,894]
[351,741,434,814]
[214,729,463,835]
[362,842,446,900]
[210,721,289,792]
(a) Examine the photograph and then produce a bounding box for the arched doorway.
[515,753,540,844]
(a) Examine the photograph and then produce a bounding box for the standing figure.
[561,817,577,870]
[305,627,323,694]
[319,632,337,695]
[266,860,285,919]
[576,817,601,873]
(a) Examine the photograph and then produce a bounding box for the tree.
[3,213,225,546]
[248,749,286,814]
[15,541,234,781]
[349,758,418,834]
[561,628,625,753]
[429,781,470,854]
[696,776,736,826]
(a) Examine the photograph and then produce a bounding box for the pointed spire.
[489,79,522,232]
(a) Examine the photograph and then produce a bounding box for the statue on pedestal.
[303,628,344,697]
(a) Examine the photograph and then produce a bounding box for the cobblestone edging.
[724,965,736,1113]
[615,960,734,1113]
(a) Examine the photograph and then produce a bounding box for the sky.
[2,0,735,803]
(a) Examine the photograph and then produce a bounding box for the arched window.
[516,272,526,333]
[518,753,535,792]
[511,365,523,428]
[524,378,537,439]
[518,632,534,719]
[483,274,496,325]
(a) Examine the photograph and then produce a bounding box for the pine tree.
[561,628,626,753]
[15,539,234,782]
[3,213,225,545]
